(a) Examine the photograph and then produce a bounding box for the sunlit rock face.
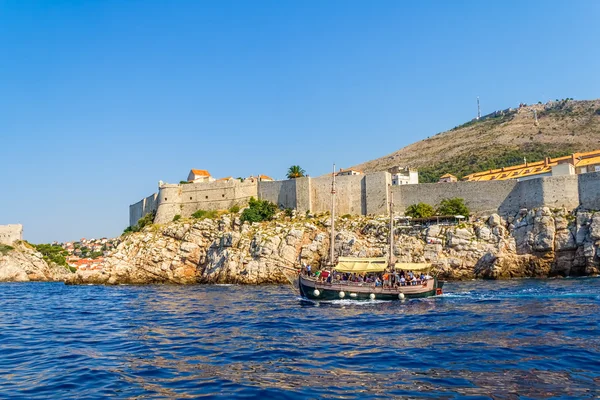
[66,208,600,285]
[0,242,70,282]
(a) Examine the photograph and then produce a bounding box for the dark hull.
[299,276,444,301]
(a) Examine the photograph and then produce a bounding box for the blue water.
[0,279,599,399]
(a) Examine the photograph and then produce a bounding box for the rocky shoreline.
[0,242,71,282]
[59,207,599,285]
[3,207,599,285]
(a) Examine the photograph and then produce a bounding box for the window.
[165,198,167,201]
[190,197,192,200]
[205,196,208,199]
[595,166,600,172]
[222,194,225,198]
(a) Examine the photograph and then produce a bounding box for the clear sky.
[1,1,599,243]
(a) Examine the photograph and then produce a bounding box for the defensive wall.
[129,171,600,226]
[0,224,23,245]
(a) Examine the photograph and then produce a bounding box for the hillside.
[353,99,600,182]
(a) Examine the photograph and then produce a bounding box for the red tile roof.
[190,169,211,177]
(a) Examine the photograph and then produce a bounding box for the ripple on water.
[0,280,599,398]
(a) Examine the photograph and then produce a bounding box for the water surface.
[0,279,599,398]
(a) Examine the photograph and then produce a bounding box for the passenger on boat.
[400,276,406,286]
[305,264,312,276]
[321,270,330,282]
[382,273,389,287]
[411,275,418,285]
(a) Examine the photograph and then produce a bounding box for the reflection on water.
[0,279,599,398]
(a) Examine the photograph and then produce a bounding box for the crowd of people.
[303,264,430,287]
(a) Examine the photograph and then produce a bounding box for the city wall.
[153,180,258,224]
[0,224,23,245]
[130,171,597,226]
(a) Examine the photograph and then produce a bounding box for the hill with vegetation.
[353,99,600,182]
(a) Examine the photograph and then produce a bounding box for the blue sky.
[1,1,599,243]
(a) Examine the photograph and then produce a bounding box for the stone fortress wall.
[0,224,23,245]
[130,171,600,226]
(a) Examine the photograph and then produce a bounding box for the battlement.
[130,170,600,226]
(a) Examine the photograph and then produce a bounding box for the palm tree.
[287,165,306,179]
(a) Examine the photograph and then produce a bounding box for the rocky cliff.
[66,207,600,285]
[0,242,71,282]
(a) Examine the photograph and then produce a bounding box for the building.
[439,174,458,183]
[0,224,22,245]
[216,176,235,182]
[462,150,600,182]
[391,168,419,185]
[258,175,274,182]
[187,169,216,183]
[336,168,363,176]
[246,175,274,183]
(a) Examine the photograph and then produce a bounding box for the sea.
[0,279,599,399]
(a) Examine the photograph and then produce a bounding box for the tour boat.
[298,165,444,301]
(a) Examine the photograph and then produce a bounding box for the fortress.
[130,170,600,226]
[0,224,23,245]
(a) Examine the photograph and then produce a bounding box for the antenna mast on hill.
[477,97,481,120]
[534,109,539,126]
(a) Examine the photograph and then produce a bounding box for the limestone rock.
[65,208,600,285]
[0,242,71,282]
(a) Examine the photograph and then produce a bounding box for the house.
[439,174,458,183]
[391,167,419,185]
[259,175,274,182]
[187,169,216,183]
[216,176,235,182]
[462,150,600,182]
[336,168,363,176]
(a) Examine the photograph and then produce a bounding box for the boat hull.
[299,275,443,301]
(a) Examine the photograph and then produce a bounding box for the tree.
[286,165,306,179]
[240,197,277,223]
[405,202,435,218]
[437,198,470,217]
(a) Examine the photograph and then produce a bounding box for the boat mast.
[388,184,395,269]
[330,163,336,267]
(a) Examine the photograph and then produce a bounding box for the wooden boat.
[299,258,443,301]
[298,166,444,301]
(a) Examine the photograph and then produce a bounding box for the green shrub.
[229,205,241,214]
[192,209,218,219]
[437,198,470,217]
[405,202,435,218]
[172,214,182,222]
[341,214,352,219]
[137,212,155,229]
[240,197,277,223]
[33,243,69,267]
[179,180,191,184]
[122,211,156,235]
[284,208,294,218]
[0,244,14,255]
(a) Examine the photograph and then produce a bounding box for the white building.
[187,169,216,183]
[391,169,419,185]
[336,168,363,176]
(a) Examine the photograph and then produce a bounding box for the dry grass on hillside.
[353,99,600,182]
